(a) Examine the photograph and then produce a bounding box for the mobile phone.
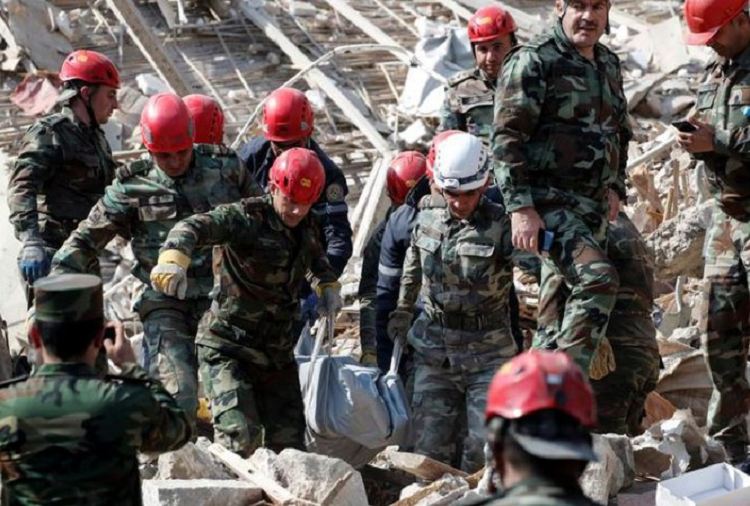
[671,120,697,133]
[538,229,555,253]
[104,327,116,342]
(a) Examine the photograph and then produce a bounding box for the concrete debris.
[632,409,725,480]
[656,340,712,426]
[580,434,627,503]
[155,438,235,481]
[142,480,263,506]
[135,74,170,96]
[397,475,470,506]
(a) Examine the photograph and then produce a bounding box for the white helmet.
[433,132,490,192]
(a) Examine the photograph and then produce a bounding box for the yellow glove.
[150,250,191,300]
[589,336,616,381]
[316,281,342,317]
[360,349,378,367]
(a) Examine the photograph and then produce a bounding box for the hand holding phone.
[538,229,555,253]
[672,120,697,133]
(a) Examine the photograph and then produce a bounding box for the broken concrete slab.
[656,340,712,426]
[142,480,262,506]
[4,0,73,71]
[603,433,636,491]
[396,475,470,506]
[580,434,626,503]
[155,438,234,480]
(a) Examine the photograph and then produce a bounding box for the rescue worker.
[465,351,599,506]
[184,94,225,145]
[359,151,426,367]
[50,93,261,427]
[0,274,191,505]
[238,88,352,327]
[493,0,631,378]
[680,0,750,470]
[8,50,120,304]
[388,133,522,472]
[150,148,341,457]
[439,5,518,144]
[537,213,660,436]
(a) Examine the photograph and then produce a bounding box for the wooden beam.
[104,0,191,96]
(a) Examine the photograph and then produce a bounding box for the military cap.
[33,274,103,323]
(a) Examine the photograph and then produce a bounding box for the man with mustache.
[680,0,750,471]
[493,0,631,381]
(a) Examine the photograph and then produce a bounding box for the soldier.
[359,151,426,367]
[184,94,225,145]
[0,273,191,504]
[537,213,660,435]
[150,148,341,457]
[388,133,522,472]
[493,0,631,377]
[439,5,518,144]
[465,351,599,506]
[8,50,120,304]
[238,88,352,294]
[50,92,260,426]
[680,0,750,470]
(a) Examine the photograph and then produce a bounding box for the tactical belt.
[428,309,502,331]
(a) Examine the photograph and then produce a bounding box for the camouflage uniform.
[50,144,260,423]
[397,194,522,472]
[536,213,660,435]
[691,45,750,463]
[493,21,632,374]
[358,213,392,358]
[0,274,191,506]
[8,106,116,301]
[462,477,599,506]
[160,194,338,457]
[439,68,495,145]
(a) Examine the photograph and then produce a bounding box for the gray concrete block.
[142,479,262,506]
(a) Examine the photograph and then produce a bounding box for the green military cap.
[33,274,103,323]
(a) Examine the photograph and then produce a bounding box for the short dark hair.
[37,318,103,360]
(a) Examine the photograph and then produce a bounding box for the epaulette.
[41,113,69,128]
[194,143,237,158]
[116,158,151,181]
[0,376,28,389]
[447,69,475,88]
[418,194,446,210]
[104,373,152,384]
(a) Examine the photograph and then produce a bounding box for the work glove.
[150,250,191,300]
[316,282,342,317]
[589,336,617,381]
[19,237,49,284]
[387,309,412,346]
[359,348,378,367]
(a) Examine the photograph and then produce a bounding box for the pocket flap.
[458,242,495,258]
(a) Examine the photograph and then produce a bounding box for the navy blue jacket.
[238,136,353,276]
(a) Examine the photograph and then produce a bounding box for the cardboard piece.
[656,463,750,506]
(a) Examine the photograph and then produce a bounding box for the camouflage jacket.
[0,362,191,506]
[492,21,632,214]
[358,212,392,354]
[398,195,523,370]
[8,106,116,248]
[461,476,599,506]
[161,194,337,347]
[51,144,260,299]
[439,67,496,146]
[692,45,750,221]
[606,212,657,348]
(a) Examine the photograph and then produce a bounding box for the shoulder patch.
[325,183,345,203]
[116,158,152,181]
[0,376,28,389]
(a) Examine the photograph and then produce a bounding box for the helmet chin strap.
[77,84,100,129]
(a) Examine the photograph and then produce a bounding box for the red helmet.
[468,6,517,44]
[685,0,747,45]
[140,93,194,153]
[262,88,314,143]
[486,351,596,428]
[426,130,462,179]
[270,148,325,205]
[60,50,120,88]
[184,94,225,144]
[387,152,427,205]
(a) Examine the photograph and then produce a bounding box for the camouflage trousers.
[702,205,750,463]
[137,289,210,428]
[591,344,660,436]
[412,361,500,473]
[533,207,619,374]
[197,312,305,458]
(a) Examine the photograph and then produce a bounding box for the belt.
[429,310,502,331]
